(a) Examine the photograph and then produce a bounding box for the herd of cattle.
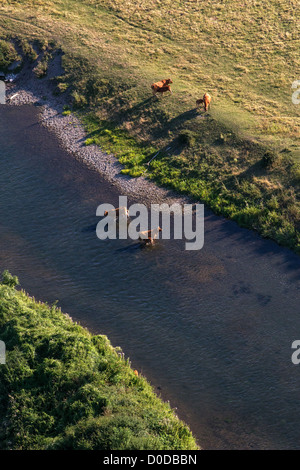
[104,208,162,246]
[151,77,211,112]
[101,78,212,247]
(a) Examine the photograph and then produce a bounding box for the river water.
[0,104,300,449]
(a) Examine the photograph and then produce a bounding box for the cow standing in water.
[138,227,162,246]
[196,93,212,112]
[104,207,129,219]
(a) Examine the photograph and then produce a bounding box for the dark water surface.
[1,105,300,449]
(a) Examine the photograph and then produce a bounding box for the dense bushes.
[0,275,198,450]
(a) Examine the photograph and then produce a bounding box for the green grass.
[0,38,21,71]
[0,0,299,252]
[33,51,51,78]
[0,272,198,450]
[83,115,157,177]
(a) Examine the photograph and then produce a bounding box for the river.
[1,104,300,449]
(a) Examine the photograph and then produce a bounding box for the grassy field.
[0,0,299,252]
[0,271,198,450]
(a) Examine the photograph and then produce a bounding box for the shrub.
[234,206,262,228]
[33,58,49,78]
[291,163,300,184]
[55,415,160,450]
[19,39,38,62]
[0,40,21,71]
[178,129,197,147]
[57,82,69,93]
[261,151,279,169]
[36,38,48,52]
[85,137,95,145]
[1,270,19,288]
[71,90,87,108]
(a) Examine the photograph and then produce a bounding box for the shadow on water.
[1,104,300,450]
[115,244,142,253]
[81,223,98,233]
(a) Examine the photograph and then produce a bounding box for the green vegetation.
[0,273,198,450]
[0,0,299,252]
[83,115,157,177]
[19,38,38,62]
[33,52,51,78]
[0,39,20,71]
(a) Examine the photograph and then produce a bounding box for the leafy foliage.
[1,270,19,288]
[0,275,198,450]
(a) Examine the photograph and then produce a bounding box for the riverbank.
[1,96,300,450]
[0,271,199,450]
[6,54,188,208]
[1,31,300,253]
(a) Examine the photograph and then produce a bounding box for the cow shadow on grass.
[235,160,265,181]
[167,107,201,129]
[77,96,155,146]
[125,96,154,114]
[108,95,203,142]
[108,96,155,124]
[150,107,205,142]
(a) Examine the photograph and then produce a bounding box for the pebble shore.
[6,58,188,207]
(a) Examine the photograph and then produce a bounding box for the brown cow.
[153,84,172,96]
[196,93,211,112]
[138,226,162,245]
[104,207,129,219]
[151,78,173,95]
